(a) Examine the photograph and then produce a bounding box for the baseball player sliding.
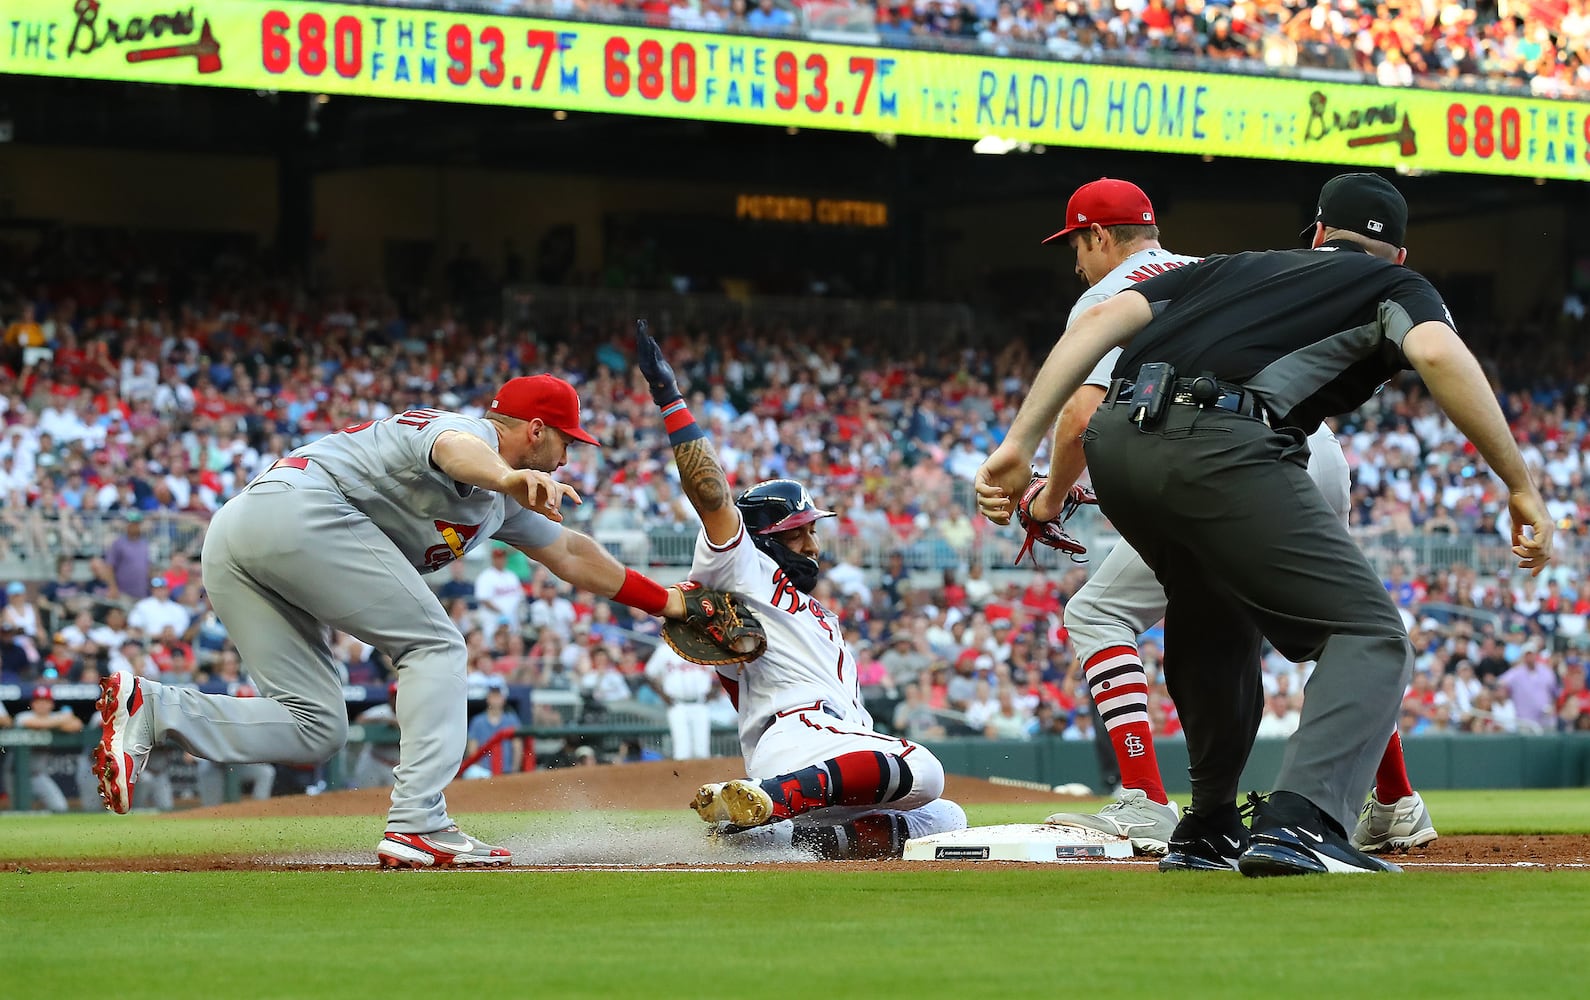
[1026,180,1435,863]
[93,375,694,867]
[636,322,967,859]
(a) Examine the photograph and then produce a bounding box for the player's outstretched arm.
[519,530,688,619]
[635,320,742,546]
[1402,320,1552,575]
[432,430,579,522]
[976,292,1151,524]
[1029,384,1107,521]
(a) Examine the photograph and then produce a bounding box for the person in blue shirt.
[745,0,795,33]
[463,678,522,777]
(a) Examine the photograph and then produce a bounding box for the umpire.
[977,173,1551,877]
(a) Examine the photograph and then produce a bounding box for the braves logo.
[423,519,482,570]
[770,569,838,644]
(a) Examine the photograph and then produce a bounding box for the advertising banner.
[3,1,1585,180]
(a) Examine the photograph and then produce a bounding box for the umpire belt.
[1104,377,1271,427]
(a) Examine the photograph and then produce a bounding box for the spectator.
[2,581,40,643]
[14,685,84,812]
[128,576,191,642]
[1499,652,1561,733]
[463,678,522,778]
[104,511,151,600]
[474,546,526,632]
[745,0,795,34]
[528,579,577,642]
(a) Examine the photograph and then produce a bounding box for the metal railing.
[6,505,1583,586]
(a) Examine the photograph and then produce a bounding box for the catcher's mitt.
[1014,476,1097,567]
[662,583,767,666]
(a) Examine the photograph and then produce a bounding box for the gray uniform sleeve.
[493,504,563,551]
[407,413,500,491]
[1067,289,1121,389]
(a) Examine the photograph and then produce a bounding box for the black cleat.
[1157,802,1250,872]
[1239,791,1403,877]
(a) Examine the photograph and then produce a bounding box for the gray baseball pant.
[139,471,467,833]
[1083,405,1410,834]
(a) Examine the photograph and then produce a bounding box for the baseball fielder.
[1026,179,1435,859]
[644,641,716,760]
[92,375,692,866]
[636,323,966,859]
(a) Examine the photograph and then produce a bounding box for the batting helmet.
[736,479,835,536]
[735,479,835,594]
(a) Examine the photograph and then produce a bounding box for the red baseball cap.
[490,375,599,446]
[31,685,52,700]
[1041,178,1157,244]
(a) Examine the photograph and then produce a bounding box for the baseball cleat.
[93,671,152,814]
[1046,789,1179,855]
[1350,789,1438,853]
[1157,806,1249,872]
[1240,791,1401,877]
[691,780,775,827]
[377,826,512,868]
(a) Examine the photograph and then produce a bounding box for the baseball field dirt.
[8,759,1580,871]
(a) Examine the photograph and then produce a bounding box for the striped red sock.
[1374,731,1414,802]
[758,752,914,818]
[1084,644,1168,805]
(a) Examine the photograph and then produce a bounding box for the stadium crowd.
[462,0,1590,97]
[3,232,1590,811]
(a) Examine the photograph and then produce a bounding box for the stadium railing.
[6,505,1586,581]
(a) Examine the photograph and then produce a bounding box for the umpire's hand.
[975,445,1033,526]
[1508,489,1554,577]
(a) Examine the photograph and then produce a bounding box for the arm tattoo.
[675,437,729,513]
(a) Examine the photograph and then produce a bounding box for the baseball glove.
[1014,476,1097,567]
[662,583,767,666]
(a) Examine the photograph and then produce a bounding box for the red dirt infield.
[10,759,1587,871]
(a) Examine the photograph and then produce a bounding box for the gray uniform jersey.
[1067,248,1203,389]
[292,407,561,573]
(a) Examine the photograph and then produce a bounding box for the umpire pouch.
[1104,376,1271,427]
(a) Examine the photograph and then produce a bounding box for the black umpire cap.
[1301,172,1408,247]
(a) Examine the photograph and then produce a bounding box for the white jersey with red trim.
[689,519,869,761]
[1070,247,1202,389]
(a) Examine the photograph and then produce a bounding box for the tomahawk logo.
[67,0,224,74]
[1123,734,1146,758]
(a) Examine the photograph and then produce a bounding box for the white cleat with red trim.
[377,827,512,868]
[93,671,152,814]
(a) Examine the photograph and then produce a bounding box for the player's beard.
[756,536,821,593]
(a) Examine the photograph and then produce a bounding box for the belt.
[270,457,310,472]
[1104,377,1271,426]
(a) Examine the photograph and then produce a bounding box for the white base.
[902,824,1134,862]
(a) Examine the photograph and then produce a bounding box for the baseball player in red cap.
[1014,178,1435,864]
[93,374,691,866]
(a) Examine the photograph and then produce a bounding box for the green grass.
[2,791,1588,998]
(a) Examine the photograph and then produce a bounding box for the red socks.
[1083,645,1169,804]
[1374,731,1414,803]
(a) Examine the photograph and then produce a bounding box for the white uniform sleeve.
[493,504,563,550]
[688,518,763,593]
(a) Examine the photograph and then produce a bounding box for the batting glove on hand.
[1014,476,1095,567]
[636,319,683,407]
